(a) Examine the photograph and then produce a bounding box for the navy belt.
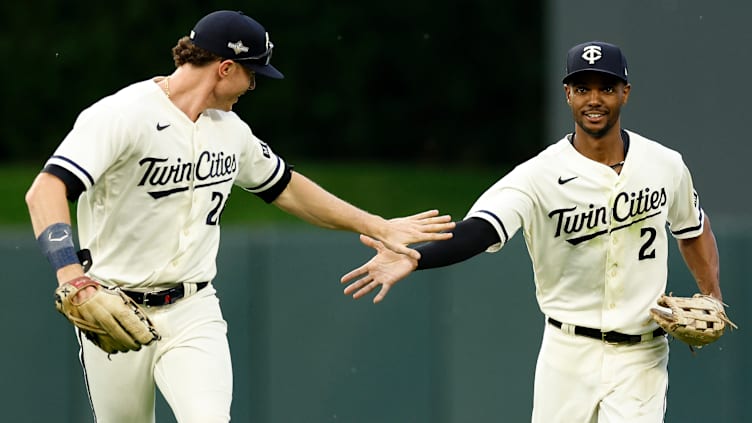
[123,282,208,306]
[547,317,665,344]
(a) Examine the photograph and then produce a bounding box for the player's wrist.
[37,222,80,271]
[409,256,419,271]
[360,217,392,248]
[372,216,392,239]
[56,264,86,286]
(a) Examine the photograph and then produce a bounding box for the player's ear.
[218,60,234,78]
[621,83,631,105]
[564,85,572,104]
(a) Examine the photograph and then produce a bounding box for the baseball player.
[341,41,728,422]
[25,10,455,423]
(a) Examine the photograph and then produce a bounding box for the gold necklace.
[164,76,170,98]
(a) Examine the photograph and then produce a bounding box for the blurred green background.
[2,0,539,228]
[3,1,751,422]
[1,0,543,170]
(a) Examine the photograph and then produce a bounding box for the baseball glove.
[650,293,737,348]
[54,276,160,354]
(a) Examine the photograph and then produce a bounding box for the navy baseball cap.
[189,10,284,79]
[562,41,628,84]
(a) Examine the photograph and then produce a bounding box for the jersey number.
[638,227,657,260]
[206,192,230,225]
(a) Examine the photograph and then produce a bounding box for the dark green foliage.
[2,0,543,166]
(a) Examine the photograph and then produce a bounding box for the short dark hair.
[171,36,223,67]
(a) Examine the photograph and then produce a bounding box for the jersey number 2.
[638,227,657,260]
[206,192,230,225]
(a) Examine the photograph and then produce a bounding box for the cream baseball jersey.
[45,79,288,288]
[466,130,703,334]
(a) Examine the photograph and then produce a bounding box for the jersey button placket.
[604,261,620,318]
[603,194,622,325]
[181,123,201,253]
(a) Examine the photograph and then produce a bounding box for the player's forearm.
[677,215,722,300]
[25,172,74,237]
[273,171,386,234]
[26,172,85,283]
[416,217,499,269]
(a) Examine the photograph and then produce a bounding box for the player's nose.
[587,89,605,105]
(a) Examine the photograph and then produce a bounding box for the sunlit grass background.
[1,162,505,228]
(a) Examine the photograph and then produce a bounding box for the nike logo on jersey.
[156,122,171,131]
[558,176,578,185]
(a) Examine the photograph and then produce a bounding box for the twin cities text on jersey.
[137,151,237,199]
[548,186,668,245]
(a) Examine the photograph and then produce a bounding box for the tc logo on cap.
[581,45,603,65]
[563,41,628,83]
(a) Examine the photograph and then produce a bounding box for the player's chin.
[221,100,238,112]
[578,120,612,139]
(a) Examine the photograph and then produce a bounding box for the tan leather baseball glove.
[650,293,737,348]
[54,276,160,354]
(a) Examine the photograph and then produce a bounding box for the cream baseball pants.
[78,284,233,423]
[532,320,669,423]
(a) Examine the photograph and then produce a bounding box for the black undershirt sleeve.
[416,217,501,270]
[42,164,86,201]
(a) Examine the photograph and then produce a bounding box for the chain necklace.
[164,76,171,99]
[569,132,628,169]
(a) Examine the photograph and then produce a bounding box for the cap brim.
[562,69,626,84]
[243,63,284,79]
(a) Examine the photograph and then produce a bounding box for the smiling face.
[565,72,631,139]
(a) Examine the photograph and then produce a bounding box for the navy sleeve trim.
[42,164,86,201]
[671,209,704,236]
[50,155,95,185]
[416,217,500,270]
[246,156,283,191]
[255,164,293,204]
[476,210,509,243]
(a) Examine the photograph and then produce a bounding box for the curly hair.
[171,36,222,67]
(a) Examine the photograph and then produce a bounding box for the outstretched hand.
[341,235,419,303]
[380,209,454,260]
